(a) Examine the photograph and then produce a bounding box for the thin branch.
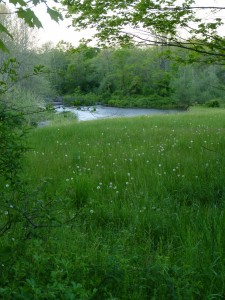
[168,7,225,10]
[144,6,225,12]
[123,31,225,58]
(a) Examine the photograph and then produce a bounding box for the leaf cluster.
[63,0,225,64]
[0,0,63,52]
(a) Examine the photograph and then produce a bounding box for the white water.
[56,105,182,121]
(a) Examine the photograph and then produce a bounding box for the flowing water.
[56,105,183,121]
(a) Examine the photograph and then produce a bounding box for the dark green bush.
[108,95,178,109]
[205,99,220,108]
[62,92,100,107]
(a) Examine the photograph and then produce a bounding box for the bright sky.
[4,0,223,47]
[33,2,94,47]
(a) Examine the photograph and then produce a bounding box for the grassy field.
[1,107,225,299]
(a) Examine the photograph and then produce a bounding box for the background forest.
[48,43,225,109]
[1,4,225,113]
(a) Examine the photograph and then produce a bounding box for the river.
[56,105,183,121]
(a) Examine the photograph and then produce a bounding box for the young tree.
[171,64,223,107]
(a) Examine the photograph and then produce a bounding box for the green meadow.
[2,107,225,299]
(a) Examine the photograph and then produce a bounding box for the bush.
[62,92,100,107]
[4,87,49,126]
[0,59,62,242]
[108,95,178,109]
[205,99,220,108]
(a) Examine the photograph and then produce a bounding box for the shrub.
[0,59,62,242]
[62,92,100,107]
[205,99,220,108]
[4,87,49,126]
[108,95,178,109]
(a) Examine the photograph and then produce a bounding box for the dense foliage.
[0,5,58,246]
[46,43,225,109]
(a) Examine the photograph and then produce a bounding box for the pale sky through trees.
[24,0,225,47]
[33,1,95,47]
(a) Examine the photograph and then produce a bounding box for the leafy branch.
[63,0,225,64]
[0,0,63,52]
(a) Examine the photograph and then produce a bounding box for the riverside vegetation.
[1,2,225,299]
[1,107,225,299]
[48,44,225,110]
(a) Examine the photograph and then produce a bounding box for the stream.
[56,105,183,121]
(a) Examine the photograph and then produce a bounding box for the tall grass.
[2,107,225,299]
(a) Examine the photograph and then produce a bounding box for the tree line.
[46,42,225,109]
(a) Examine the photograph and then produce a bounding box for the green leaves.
[9,0,27,7]
[47,7,63,22]
[0,23,13,39]
[0,1,63,53]
[0,39,10,53]
[0,24,13,52]
[33,64,45,75]
[17,8,43,28]
[63,0,225,63]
